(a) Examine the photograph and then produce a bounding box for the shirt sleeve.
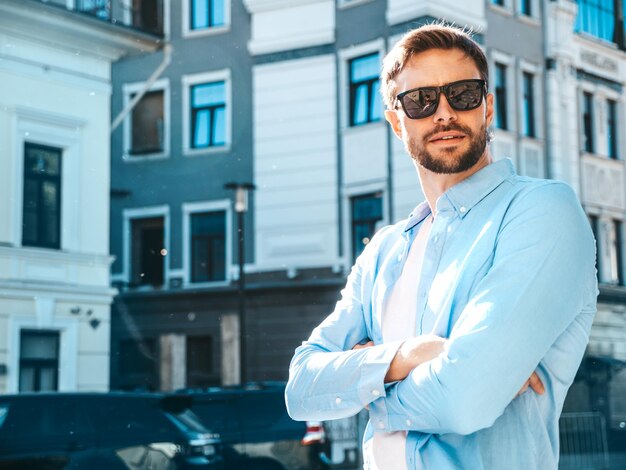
[285,226,403,422]
[368,182,598,435]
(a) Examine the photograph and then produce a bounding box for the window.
[520,0,532,16]
[190,211,226,283]
[130,90,164,156]
[22,143,62,249]
[131,0,164,36]
[349,53,382,126]
[575,0,625,47]
[76,0,110,20]
[607,220,623,284]
[191,0,225,30]
[583,92,595,153]
[131,217,165,286]
[191,81,226,149]
[351,193,383,261]
[607,99,618,159]
[495,63,508,130]
[522,72,536,138]
[186,336,218,387]
[492,0,505,5]
[19,330,59,392]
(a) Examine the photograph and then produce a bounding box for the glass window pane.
[370,80,382,121]
[193,110,210,148]
[192,82,225,108]
[213,107,226,145]
[20,333,58,360]
[192,0,208,29]
[353,85,368,125]
[211,0,225,26]
[131,90,164,154]
[351,54,379,82]
[19,367,35,392]
[39,367,57,391]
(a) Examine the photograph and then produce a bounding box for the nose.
[432,93,457,123]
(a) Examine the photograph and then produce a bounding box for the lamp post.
[224,182,255,385]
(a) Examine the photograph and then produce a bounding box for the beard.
[406,122,487,174]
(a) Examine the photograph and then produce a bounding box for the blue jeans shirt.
[285,159,598,469]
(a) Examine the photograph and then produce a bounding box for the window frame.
[19,330,60,392]
[22,142,63,250]
[182,200,232,287]
[607,98,619,159]
[575,0,625,48]
[341,183,388,270]
[350,192,384,263]
[494,61,510,131]
[338,39,385,131]
[182,0,230,38]
[582,90,596,154]
[122,205,170,288]
[182,70,231,157]
[348,53,382,127]
[122,78,170,161]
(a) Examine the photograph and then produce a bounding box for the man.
[285,24,597,469]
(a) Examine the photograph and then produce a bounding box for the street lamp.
[224,182,255,385]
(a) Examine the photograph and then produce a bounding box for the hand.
[385,335,446,383]
[516,371,545,397]
[352,340,374,350]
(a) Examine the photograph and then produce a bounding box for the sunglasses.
[396,79,487,119]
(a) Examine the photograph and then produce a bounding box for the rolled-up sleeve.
[368,182,598,435]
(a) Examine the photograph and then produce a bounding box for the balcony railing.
[37,0,164,37]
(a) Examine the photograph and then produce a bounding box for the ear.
[385,109,403,140]
[485,92,494,128]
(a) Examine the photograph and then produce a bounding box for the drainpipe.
[111,43,173,132]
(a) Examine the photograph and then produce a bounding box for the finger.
[352,341,374,350]
[529,372,545,395]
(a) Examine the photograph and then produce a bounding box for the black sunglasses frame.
[396,79,488,119]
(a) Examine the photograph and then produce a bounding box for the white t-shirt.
[366,215,433,470]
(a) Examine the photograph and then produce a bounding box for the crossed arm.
[285,183,596,434]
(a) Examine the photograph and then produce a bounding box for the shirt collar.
[403,159,515,232]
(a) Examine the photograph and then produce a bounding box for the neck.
[416,150,493,216]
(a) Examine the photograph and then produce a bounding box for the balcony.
[37,0,164,37]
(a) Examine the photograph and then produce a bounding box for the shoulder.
[508,177,583,217]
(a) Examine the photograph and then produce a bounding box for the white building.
[0,0,160,393]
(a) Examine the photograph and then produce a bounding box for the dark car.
[175,383,330,470]
[0,392,222,470]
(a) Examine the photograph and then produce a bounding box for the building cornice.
[0,0,161,61]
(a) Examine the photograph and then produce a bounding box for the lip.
[429,132,466,143]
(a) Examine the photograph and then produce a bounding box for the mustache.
[423,123,473,141]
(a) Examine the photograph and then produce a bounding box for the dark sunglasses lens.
[446,81,484,110]
[402,88,438,118]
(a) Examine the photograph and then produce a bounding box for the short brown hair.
[381,23,489,109]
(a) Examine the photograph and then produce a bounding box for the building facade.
[110,0,626,449]
[0,0,160,393]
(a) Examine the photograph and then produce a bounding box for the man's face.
[385,48,494,174]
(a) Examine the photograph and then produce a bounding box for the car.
[0,392,223,470]
[174,383,331,470]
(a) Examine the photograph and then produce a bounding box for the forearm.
[285,340,402,421]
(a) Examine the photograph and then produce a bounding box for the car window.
[91,397,180,440]
[0,398,96,451]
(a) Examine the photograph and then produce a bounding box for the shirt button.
[378,420,385,429]
[460,206,467,213]
[406,419,412,426]
[335,397,342,405]
[371,389,381,397]
[433,235,439,243]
